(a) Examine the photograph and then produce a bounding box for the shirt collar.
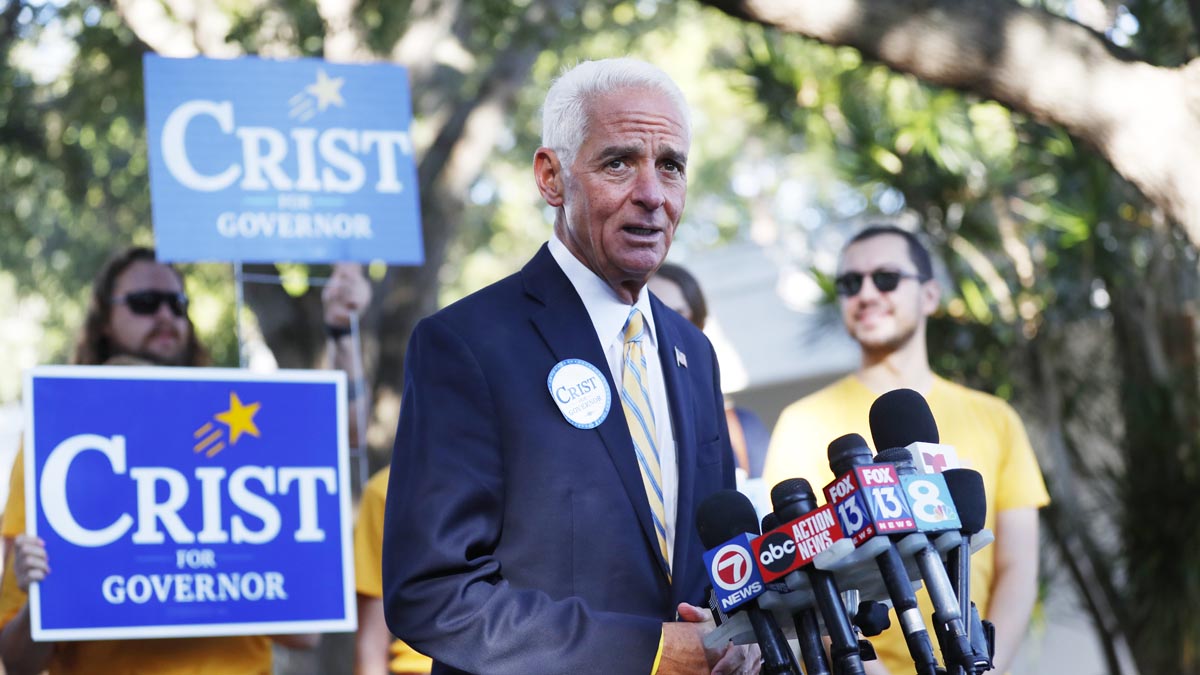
[547,236,658,350]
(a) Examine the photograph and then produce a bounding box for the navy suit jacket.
[383,244,735,674]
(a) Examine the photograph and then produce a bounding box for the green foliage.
[226,0,326,56]
[4,1,1200,670]
[0,1,250,382]
[438,1,770,305]
[716,6,1200,671]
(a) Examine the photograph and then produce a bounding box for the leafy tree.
[701,2,1200,672]
[6,1,1200,672]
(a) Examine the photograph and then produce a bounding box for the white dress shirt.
[548,236,679,566]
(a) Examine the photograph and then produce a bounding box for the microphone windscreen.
[696,489,760,549]
[761,512,779,533]
[943,469,986,534]
[874,447,915,466]
[869,388,940,450]
[828,433,874,476]
[770,478,818,522]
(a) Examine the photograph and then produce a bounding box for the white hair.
[541,58,691,171]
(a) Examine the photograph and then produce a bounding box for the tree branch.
[698,0,1200,246]
[369,0,575,443]
[1042,505,1128,675]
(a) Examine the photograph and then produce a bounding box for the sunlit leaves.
[1043,200,1092,247]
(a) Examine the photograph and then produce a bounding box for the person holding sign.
[0,247,369,675]
[382,58,757,674]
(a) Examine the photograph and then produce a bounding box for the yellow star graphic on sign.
[306,68,345,112]
[215,392,261,445]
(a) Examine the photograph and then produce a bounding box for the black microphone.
[762,511,831,675]
[696,490,800,675]
[942,469,986,614]
[944,468,994,672]
[772,479,865,675]
[760,512,778,532]
[827,434,940,675]
[870,389,991,674]
[869,388,940,450]
[870,388,960,473]
[874,447,976,673]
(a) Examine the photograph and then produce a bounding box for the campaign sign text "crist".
[24,366,355,641]
[144,55,422,264]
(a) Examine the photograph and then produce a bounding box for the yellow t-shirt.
[763,375,1050,674]
[354,467,432,674]
[0,449,273,675]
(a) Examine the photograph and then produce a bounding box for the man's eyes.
[600,157,684,173]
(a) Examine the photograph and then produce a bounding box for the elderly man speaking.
[382,59,755,674]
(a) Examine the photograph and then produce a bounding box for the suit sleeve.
[382,316,661,674]
[712,345,737,495]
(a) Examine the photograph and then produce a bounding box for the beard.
[129,346,188,366]
[853,318,920,360]
[118,325,189,366]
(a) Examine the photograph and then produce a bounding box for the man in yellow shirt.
[353,467,432,675]
[762,225,1050,675]
[0,247,369,675]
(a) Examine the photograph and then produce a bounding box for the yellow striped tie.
[620,308,670,577]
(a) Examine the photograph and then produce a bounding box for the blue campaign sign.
[143,54,424,265]
[24,366,354,641]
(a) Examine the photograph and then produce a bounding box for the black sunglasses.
[113,290,189,317]
[834,270,925,297]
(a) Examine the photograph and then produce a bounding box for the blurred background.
[2,1,1198,673]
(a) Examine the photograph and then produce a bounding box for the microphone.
[943,468,994,672]
[760,512,777,533]
[825,434,940,675]
[873,448,976,671]
[696,490,800,675]
[869,388,960,474]
[869,389,993,674]
[763,512,832,675]
[772,479,866,675]
[942,469,986,615]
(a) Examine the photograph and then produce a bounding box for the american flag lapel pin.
[675,346,687,368]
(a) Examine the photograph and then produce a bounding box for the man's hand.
[678,603,762,675]
[322,262,372,329]
[659,603,761,674]
[1,536,55,673]
[11,535,48,592]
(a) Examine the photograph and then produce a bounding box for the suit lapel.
[522,245,671,582]
[651,298,699,598]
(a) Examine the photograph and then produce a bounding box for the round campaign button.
[547,359,611,429]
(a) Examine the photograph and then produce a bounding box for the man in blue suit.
[383,59,754,674]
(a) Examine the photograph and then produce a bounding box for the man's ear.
[920,278,942,317]
[534,147,565,207]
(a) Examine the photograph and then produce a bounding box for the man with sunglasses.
[762,225,1049,675]
[0,246,370,674]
